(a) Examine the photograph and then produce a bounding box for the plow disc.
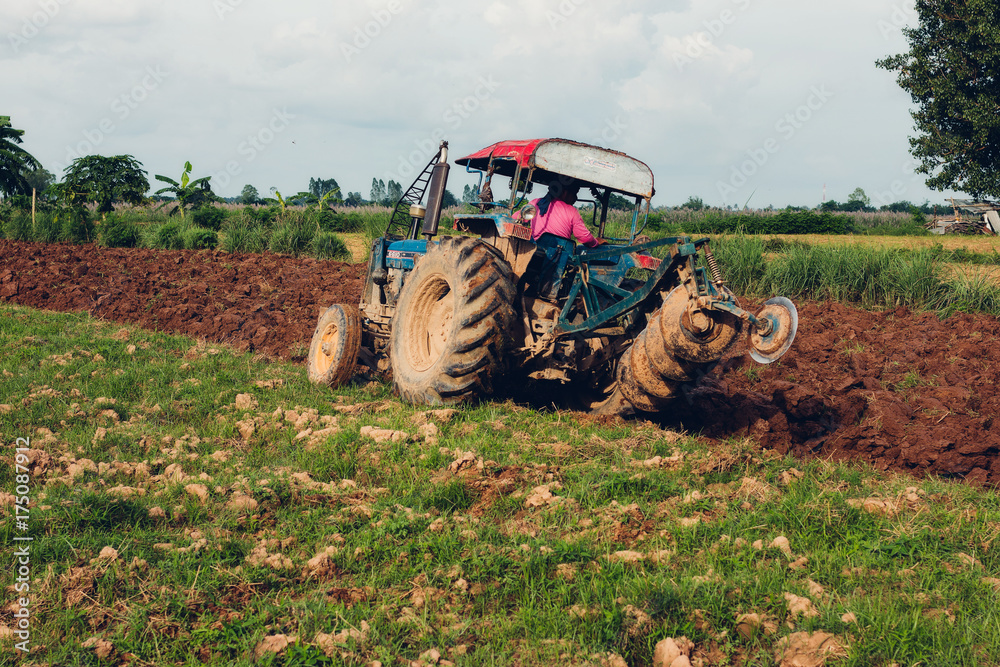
[605,290,798,416]
[749,297,798,364]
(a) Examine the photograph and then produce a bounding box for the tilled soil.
[2,240,998,486]
[0,240,365,360]
[687,301,1000,486]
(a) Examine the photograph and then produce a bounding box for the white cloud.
[2,0,956,206]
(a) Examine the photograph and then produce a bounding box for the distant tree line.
[0,114,959,222]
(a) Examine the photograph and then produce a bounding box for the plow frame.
[551,236,764,337]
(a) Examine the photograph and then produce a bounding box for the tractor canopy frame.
[456,138,655,243]
[453,139,762,350]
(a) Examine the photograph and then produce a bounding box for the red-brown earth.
[0,240,365,360]
[2,239,998,486]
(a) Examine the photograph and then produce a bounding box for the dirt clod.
[773,631,848,667]
[653,636,694,667]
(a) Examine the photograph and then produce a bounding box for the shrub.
[861,223,931,237]
[4,195,34,211]
[269,219,314,256]
[33,212,62,243]
[97,214,141,248]
[155,221,185,250]
[59,207,95,243]
[3,212,33,241]
[243,205,277,226]
[192,206,227,231]
[139,224,161,249]
[684,210,859,235]
[221,219,269,254]
[310,231,351,261]
[183,226,218,250]
[313,209,363,233]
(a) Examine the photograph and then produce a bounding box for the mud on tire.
[308,303,363,387]
[390,235,515,405]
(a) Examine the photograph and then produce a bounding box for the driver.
[524,179,601,248]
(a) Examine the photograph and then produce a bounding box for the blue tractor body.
[311,139,798,413]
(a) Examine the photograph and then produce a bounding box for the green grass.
[711,235,1000,317]
[2,304,1000,665]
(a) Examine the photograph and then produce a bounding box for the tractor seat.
[523,233,575,301]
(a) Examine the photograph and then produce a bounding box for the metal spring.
[704,244,725,286]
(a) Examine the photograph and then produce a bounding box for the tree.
[153,161,213,218]
[308,177,342,202]
[441,189,458,207]
[681,196,705,210]
[240,184,259,205]
[288,191,318,207]
[0,115,42,197]
[608,193,633,210]
[25,167,55,193]
[344,191,365,207]
[877,1,1000,198]
[386,180,403,205]
[462,184,477,203]
[288,189,339,211]
[844,187,871,212]
[59,155,149,213]
[370,178,386,204]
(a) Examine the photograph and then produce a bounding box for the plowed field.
[0,240,365,360]
[2,239,998,486]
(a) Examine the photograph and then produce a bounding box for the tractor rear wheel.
[390,236,515,405]
[308,303,362,387]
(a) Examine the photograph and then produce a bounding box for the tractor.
[307,139,797,416]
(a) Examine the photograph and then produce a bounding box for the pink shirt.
[528,197,599,247]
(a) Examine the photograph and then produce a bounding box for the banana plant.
[316,188,341,210]
[262,188,288,212]
[153,161,213,218]
[289,191,318,207]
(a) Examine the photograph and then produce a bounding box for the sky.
[3,0,959,209]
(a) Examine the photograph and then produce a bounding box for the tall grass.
[938,271,1000,316]
[97,214,141,248]
[220,209,269,254]
[712,235,1000,316]
[311,231,351,260]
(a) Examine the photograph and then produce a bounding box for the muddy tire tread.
[391,236,515,405]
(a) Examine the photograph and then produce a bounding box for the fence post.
[32,188,36,227]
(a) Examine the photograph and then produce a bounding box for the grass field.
[747,234,1000,254]
[2,304,1000,666]
[338,232,1000,268]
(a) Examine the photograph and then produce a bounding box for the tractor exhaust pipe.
[422,142,449,238]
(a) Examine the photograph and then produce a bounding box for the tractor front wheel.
[308,303,362,387]
[390,236,515,405]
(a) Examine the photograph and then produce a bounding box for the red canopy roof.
[455,139,547,170]
[456,138,655,199]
